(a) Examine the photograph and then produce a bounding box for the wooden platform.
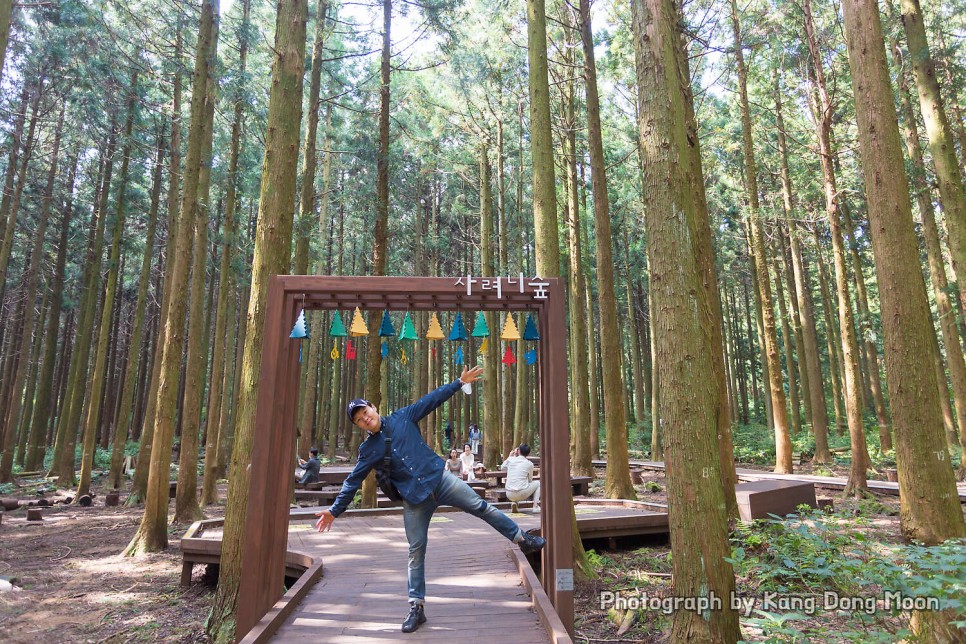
[185,501,667,642]
[621,460,966,502]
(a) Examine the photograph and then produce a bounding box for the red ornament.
[501,346,516,365]
[346,339,357,360]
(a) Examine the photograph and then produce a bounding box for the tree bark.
[632,0,740,637]
[578,0,634,498]
[109,135,163,488]
[841,1,966,637]
[77,79,139,498]
[0,102,65,480]
[898,0,966,315]
[207,0,306,638]
[803,0,869,492]
[124,0,218,552]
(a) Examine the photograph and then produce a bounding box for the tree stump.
[630,469,644,485]
[105,491,120,507]
[1,498,20,511]
[26,508,43,521]
[885,469,898,483]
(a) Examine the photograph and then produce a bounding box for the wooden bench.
[734,479,817,522]
[294,487,343,504]
[570,476,593,496]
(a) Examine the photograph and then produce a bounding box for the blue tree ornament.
[448,312,468,341]
[381,340,389,358]
[379,310,396,337]
[524,349,537,365]
[290,309,309,339]
[523,314,540,341]
[455,345,464,365]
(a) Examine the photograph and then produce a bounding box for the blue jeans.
[403,470,523,602]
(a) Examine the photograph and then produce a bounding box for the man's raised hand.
[459,365,484,384]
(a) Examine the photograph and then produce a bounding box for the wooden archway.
[236,275,573,637]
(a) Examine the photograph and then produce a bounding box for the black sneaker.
[401,602,426,633]
[518,532,546,555]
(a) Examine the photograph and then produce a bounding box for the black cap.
[346,398,372,421]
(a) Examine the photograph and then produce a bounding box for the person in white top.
[500,444,540,512]
[459,443,476,480]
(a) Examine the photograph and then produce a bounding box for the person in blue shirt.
[314,365,546,634]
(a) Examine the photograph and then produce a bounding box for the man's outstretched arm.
[401,365,484,423]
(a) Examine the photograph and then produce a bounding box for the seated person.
[500,444,540,512]
[459,443,476,480]
[297,448,321,485]
[445,449,462,477]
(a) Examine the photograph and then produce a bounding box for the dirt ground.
[0,477,223,643]
[0,464,957,643]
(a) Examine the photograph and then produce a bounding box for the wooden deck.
[185,502,667,642]
[620,460,966,502]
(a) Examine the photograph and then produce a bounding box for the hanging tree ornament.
[426,312,445,340]
[379,310,396,337]
[500,313,521,341]
[398,312,418,341]
[346,339,357,360]
[471,311,490,337]
[381,341,389,358]
[479,338,489,353]
[349,307,369,337]
[401,348,409,364]
[329,310,348,337]
[524,349,537,365]
[330,344,340,360]
[502,346,517,365]
[522,314,540,341]
[455,345,465,365]
[290,309,309,339]
[448,312,468,341]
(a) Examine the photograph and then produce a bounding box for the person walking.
[314,365,546,634]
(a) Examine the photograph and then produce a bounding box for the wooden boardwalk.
[618,460,966,502]
[186,502,666,642]
[270,511,549,642]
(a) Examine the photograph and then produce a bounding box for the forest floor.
[0,463,962,643]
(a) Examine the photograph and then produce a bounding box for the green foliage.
[727,509,966,641]
[585,548,615,569]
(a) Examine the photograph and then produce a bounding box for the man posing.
[314,365,546,634]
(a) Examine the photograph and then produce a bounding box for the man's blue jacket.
[327,380,462,517]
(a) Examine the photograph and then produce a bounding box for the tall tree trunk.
[649,283,662,460]
[0,77,43,305]
[174,44,219,524]
[0,102,65,480]
[578,0,633,498]
[562,80,593,478]
[207,0,306,637]
[771,234,802,436]
[893,38,966,463]
[0,0,12,87]
[803,0,869,492]
[25,147,77,471]
[124,0,218,552]
[813,227,845,434]
[480,143,502,472]
[50,118,118,486]
[77,78,139,498]
[633,0,740,637]
[203,0,251,504]
[841,0,966,637]
[788,223,832,463]
[898,0,966,314]
[528,0,594,590]
[129,21,184,505]
[110,133,164,488]
[842,204,892,451]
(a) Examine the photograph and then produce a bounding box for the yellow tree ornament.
[500,313,521,341]
[426,312,445,340]
[349,306,369,337]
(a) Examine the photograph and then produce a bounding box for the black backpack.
[376,425,402,502]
